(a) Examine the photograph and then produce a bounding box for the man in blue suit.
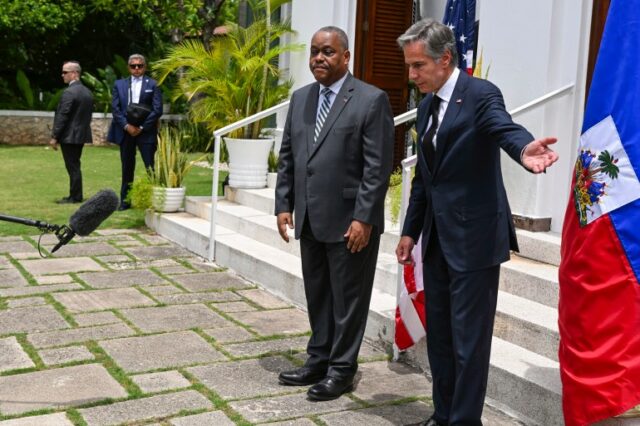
[109,54,162,210]
[395,19,558,426]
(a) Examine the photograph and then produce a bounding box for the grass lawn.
[0,145,225,236]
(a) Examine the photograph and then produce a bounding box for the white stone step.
[501,254,559,308]
[185,196,560,360]
[146,209,563,425]
[515,229,561,266]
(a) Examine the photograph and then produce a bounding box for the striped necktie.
[314,87,332,143]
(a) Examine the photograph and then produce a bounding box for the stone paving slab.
[169,411,235,426]
[99,331,226,373]
[0,336,34,372]
[265,419,317,426]
[0,305,69,334]
[224,336,309,358]
[238,288,290,309]
[0,364,127,415]
[0,413,74,426]
[229,392,360,423]
[119,304,228,333]
[141,284,184,296]
[18,257,105,275]
[171,272,252,292]
[155,265,194,275]
[78,390,213,426]
[95,254,131,263]
[52,288,155,312]
[0,269,28,288]
[35,274,74,285]
[126,246,192,260]
[352,361,429,403]
[214,301,257,313]
[28,323,136,349]
[0,283,83,297]
[131,371,192,393]
[188,356,297,399]
[39,345,95,366]
[0,256,10,268]
[77,269,167,289]
[319,401,431,425]
[6,296,46,308]
[53,242,121,257]
[154,291,241,305]
[0,241,38,255]
[202,325,255,343]
[74,311,122,327]
[137,234,171,245]
[227,309,311,336]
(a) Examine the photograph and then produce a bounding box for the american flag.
[443,0,476,74]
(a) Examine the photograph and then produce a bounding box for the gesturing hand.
[522,137,559,174]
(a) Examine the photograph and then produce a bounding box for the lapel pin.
[456,98,462,104]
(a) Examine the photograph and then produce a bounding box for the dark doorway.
[586,0,611,97]
[354,0,414,170]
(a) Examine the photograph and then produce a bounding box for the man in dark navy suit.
[108,53,162,210]
[395,19,558,426]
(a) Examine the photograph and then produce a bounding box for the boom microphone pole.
[0,189,119,256]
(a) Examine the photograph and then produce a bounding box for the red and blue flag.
[559,0,640,424]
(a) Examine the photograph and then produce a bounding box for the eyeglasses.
[129,64,145,69]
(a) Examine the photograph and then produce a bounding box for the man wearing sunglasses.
[50,61,93,204]
[108,53,162,210]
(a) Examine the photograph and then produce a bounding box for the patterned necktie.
[423,95,441,170]
[314,87,332,143]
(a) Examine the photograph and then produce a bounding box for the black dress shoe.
[117,203,130,211]
[406,416,446,426]
[278,367,326,386]
[307,376,353,401]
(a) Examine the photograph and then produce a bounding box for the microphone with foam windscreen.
[51,189,120,254]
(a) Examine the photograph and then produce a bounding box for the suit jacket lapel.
[433,72,468,172]
[305,82,321,158]
[308,74,354,160]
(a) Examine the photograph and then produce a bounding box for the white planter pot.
[152,186,186,212]
[266,172,278,189]
[225,137,273,189]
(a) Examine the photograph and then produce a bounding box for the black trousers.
[60,143,84,201]
[299,216,380,380]
[424,223,500,426]
[119,134,156,204]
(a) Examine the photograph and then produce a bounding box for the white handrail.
[208,101,291,262]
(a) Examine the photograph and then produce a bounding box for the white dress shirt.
[130,76,143,104]
[427,67,460,148]
[317,72,349,119]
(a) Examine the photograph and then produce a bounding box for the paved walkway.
[0,230,522,425]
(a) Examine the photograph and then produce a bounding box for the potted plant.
[154,0,303,189]
[129,126,199,213]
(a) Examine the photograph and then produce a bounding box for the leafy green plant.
[387,168,403,225]
[174,119,212,152]
[153,0,303,139]
[127,174,153,210]
[81,55,128,113]
[268,148,278,173]
[149,126,201,188]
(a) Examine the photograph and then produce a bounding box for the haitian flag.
[443,0,476,74]
[558,0,640,425]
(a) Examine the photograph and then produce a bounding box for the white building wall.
[477,0,592,232]
[289,0,358,91]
